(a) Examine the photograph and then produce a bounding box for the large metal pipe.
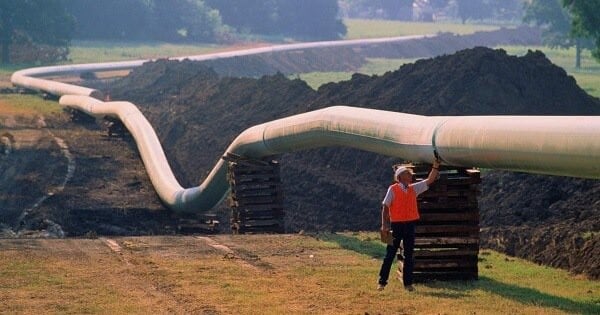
[59,95,600,213]
[11,35,428,97]
[12,36,600,213]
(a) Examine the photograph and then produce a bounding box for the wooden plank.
[415,237,479,247]
[414,248,479,258]
[413,259,478,269]
[237,207,284,215]
[237,212,285,222]
[240,227,285,234]
[420,209,479,216]
[397,260,477,270]
[238,214,284,220]
[418,195,479,204]
[416,225,480,235]
[427,186,480,195]
[410,271,478,282]
[230,163,279,171]
[232,189,282,198]
[419,212,479,222]
[234,204,284,211]
[230,170,280,178]
[419,189,479,198]
[231,181,281,191]
[238,219,284,226]
[232,195,283,206]
[419,200,478,210]
[229,173,280,182]
[434,177,482,185]
[225,154,278,167]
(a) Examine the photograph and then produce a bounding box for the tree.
[456,0,491,24]
[204,0,277,35]
[524,0,593,68]
[65,0,229,43]
[456,0,525,24]
[276,0,346,40]
[563,0,600,62]
[0,0,74,64]
[149,0,227,42]
[206,0,346,40]
[64,0,151,41]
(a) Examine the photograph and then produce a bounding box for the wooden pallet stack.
[397,163,481,282]
[226,154,285,234]
[176,213,220,234]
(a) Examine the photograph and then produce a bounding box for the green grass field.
[0,235,598,314]
[299,45,600,99]
[500,45,600,98]
[325,232,600,314]
[298,57,418,89]
[0,94,62,115]
[344,18,500,39]
[0,41,225,84]
[67,40,225,63]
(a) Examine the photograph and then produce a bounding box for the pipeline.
[12,36,600,213]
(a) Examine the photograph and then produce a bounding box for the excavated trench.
[1,27,598,278]
[107,46,599,279]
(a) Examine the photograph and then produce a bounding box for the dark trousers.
[378,221,416,286]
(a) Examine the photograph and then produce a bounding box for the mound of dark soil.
[362,26,542,59]
[109,46,600,279]
[313,48,599,115]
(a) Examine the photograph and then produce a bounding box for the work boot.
[377,283,385,291]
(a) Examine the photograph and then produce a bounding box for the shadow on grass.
[314,232,386,259]
[318,233,599,314]
[419,273,598,314]
[476,276,599,315]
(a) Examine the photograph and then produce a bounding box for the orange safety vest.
[389,183,419,222]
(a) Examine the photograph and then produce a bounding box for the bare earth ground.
[0,112,169,238]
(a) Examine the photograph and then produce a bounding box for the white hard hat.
[395,166,413,178]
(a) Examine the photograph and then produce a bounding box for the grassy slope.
[0,235,597,314]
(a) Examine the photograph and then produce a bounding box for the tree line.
[0,0,345,64]
[339,0,526,22]
[0,0,598,65]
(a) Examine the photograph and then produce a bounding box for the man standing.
[377,159,441,291]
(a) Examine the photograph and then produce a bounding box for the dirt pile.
[109,46,599,278]
[362,26,542,59]
[479,171,600,279]
[313,47,599,115]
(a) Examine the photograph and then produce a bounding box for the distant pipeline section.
[11,36,600,213]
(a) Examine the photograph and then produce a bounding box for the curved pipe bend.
[13,35,600,213]
[59,95,600,213]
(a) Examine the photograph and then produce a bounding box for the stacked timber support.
[176,213,220,234]
[226,154,285,234]
[397,163,481,282]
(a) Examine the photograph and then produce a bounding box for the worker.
[377,159,441,291]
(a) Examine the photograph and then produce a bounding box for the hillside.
[108,47,600,279]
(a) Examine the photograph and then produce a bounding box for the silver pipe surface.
[12,36,600,213]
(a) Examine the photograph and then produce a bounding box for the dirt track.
[0,114,168,238]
